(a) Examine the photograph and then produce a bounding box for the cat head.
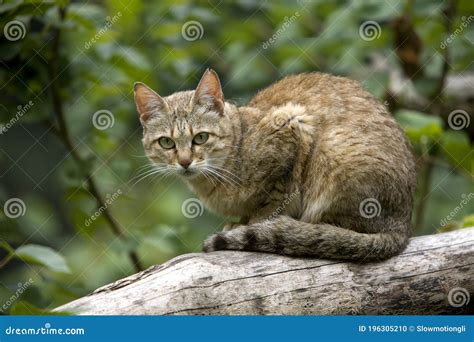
[134,69,235,181]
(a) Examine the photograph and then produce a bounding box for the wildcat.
[134,69,416,261]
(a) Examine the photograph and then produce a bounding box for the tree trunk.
[56,228,474,315]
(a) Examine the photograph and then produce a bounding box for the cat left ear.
[134,82,169,122]
[193,69,224,113]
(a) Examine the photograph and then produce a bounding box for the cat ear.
[134,82,169,122]
[193,69,224,113]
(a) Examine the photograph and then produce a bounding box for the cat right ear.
[193,69,225,114]
[133,82,169,122]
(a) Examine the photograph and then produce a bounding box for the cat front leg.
[204,200,289,252]
[203,219,279,254]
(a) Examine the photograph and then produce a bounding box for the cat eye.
[193,132,209,145]
[158,137,175,149]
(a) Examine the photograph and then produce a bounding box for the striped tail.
[203,215,410,261]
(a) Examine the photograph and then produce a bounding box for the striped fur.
[134,70,416,261]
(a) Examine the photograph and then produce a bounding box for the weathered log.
[57,228,474,315]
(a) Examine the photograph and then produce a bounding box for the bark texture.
[57,228,474,315]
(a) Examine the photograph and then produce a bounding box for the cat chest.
[201,187,255,216]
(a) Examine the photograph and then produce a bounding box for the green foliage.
[395,110,444,145]
[15,244,70,274]
[395,110,473,176]
[439,130,472,176]
[0,0,473,314]
[463,214,474,227]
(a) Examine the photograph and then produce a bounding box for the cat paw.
[262,111,290,130]
[203,233,228,252]
[269,103,308,130]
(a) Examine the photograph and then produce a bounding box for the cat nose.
[178,159,192,169]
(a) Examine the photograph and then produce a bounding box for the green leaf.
[15,244,71,274]
[394,109,444,145]
[462,214,474,228]
[439,130,473,176]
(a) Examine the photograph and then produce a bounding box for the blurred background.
[0,0,473,314]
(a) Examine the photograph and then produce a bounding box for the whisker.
[200,169,217,187]
[207,165,242,184]
[204,167,229,189]
[130,166,168,181]
[134,164,157,173]
[133,162,169,174]
[130,167,170,186]
[205,166,240,188]
[154,169,175,183]
[130,171,162,187]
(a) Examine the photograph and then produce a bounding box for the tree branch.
[55,228,474,315]
[430,0,456,105]
[47,6,142,272]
